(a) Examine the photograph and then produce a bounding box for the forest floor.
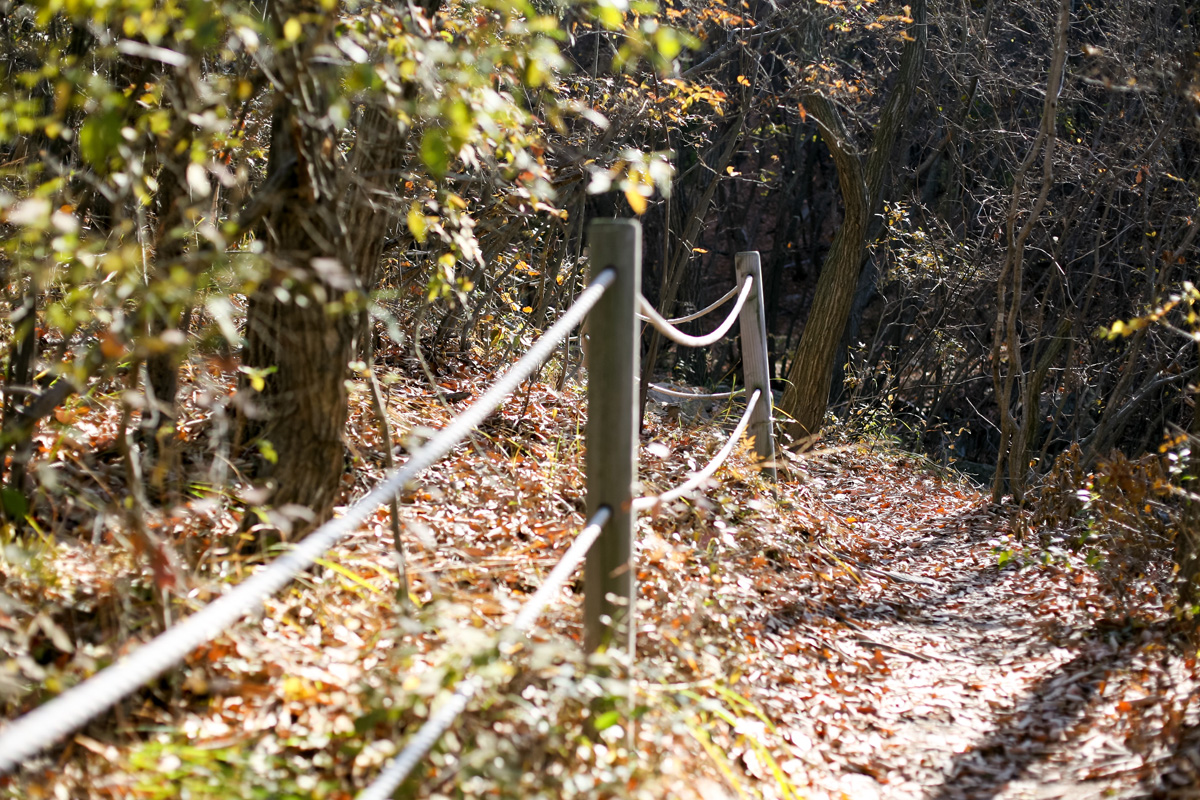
[753,452,1199,800]
[0,348,1198,799]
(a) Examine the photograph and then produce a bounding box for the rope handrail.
[632,389,762,511]
[636,283,742,325]
[637,275,754,348]
[0,269,616,777]
[356,506,612,800]
[647,383,746,401]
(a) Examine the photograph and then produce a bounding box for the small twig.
[365,337,411,609]
[864,566,940,588]
[117,364,183,629]
[853,638,934,663]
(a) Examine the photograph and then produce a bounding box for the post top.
[588,218,642,232]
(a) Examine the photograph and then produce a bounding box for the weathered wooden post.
[735,251,777,483]
[584,220,640,656]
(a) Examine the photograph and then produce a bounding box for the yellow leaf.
[283,676,316,701]
[407,202,427,244]
[625,186,647,214]
[283,17,302,42]
[737,74,751,86]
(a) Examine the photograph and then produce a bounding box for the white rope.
[647,383,744,401]
[0,269,616,776]
[632,389,761,511]
[637,276,753,348]
[356,507,611,800]
[636,283,742,325]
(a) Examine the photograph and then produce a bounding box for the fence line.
[584,222,777,657]
[0,269,616,776]
[0,221,780,795]
[637,277,753,347]
[357,679,479,800]
[355,507,612,800]
[632,389,762,511]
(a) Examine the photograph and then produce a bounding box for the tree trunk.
[829,253,878,409]
[779,0,927,442]
[142,130,191,458]
[239,10,354,536]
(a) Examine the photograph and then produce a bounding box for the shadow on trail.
[1145,716,1200,798]
[924,620,1168,800]
[788,504,1025,635]
[774,498,1192,798]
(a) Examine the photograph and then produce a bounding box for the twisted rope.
[647,383,745,401]
[632,389,762,511]
[636,283,742,325]
[637,276,753,348]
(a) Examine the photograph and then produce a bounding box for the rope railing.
[636,282,742,325]
[355,506,612,800]
[637,276,753,347]
[633,389,762,511]
[647,383,745,401]
[0,269,616,777]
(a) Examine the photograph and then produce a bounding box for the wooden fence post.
[735,251,777,483]
[585,220,641,655]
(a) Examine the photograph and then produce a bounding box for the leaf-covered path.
[743,451,1199,800]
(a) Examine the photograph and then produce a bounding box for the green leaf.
[593,710,621,730]
[78,109,123,170]
[596,5,624,30]
[0,488,28,520]
[407,202,428,244]
[257,439,278,465]
[655,27,682,59]
[238,364,276,392]
[526,58,550,87]
[421,130,450,179]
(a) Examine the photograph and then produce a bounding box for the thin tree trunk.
[142,124,192,466]
[779,0,927,441]
[638,112,746,420]
[990,0,1070,503]
[343,101,409,350]
[2,288,37,514]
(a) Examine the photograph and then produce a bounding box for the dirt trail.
[739,453,1200,800]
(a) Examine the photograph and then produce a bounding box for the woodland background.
[1,0,1200,795]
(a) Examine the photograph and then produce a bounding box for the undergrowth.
[0,336,825,800]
